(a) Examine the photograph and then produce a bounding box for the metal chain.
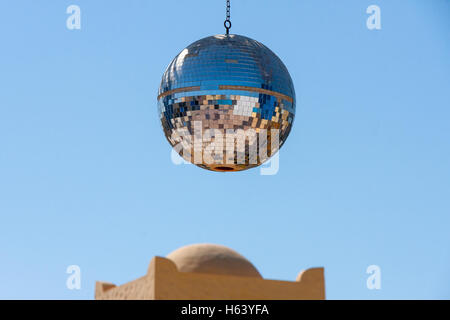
[224,0,231,35]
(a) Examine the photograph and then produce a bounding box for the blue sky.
[0,0,449,299]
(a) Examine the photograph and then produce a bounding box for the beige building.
[95,243,325,300]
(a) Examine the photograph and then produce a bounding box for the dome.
[166,243,262,278]
[157,34,296,172]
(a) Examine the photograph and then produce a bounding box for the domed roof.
[159,34,295,106]
[166,243,262,278]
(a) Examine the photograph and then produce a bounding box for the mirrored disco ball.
[157,34,296,172]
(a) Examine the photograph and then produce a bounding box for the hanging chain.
[224,0,231,35]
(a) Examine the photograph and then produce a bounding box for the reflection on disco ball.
[157,34,296,172]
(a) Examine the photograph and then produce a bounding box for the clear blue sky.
[0,0,449,299]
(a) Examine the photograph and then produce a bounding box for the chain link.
[224,0,231,35]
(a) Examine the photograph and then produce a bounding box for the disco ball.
[157,34,295,172]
